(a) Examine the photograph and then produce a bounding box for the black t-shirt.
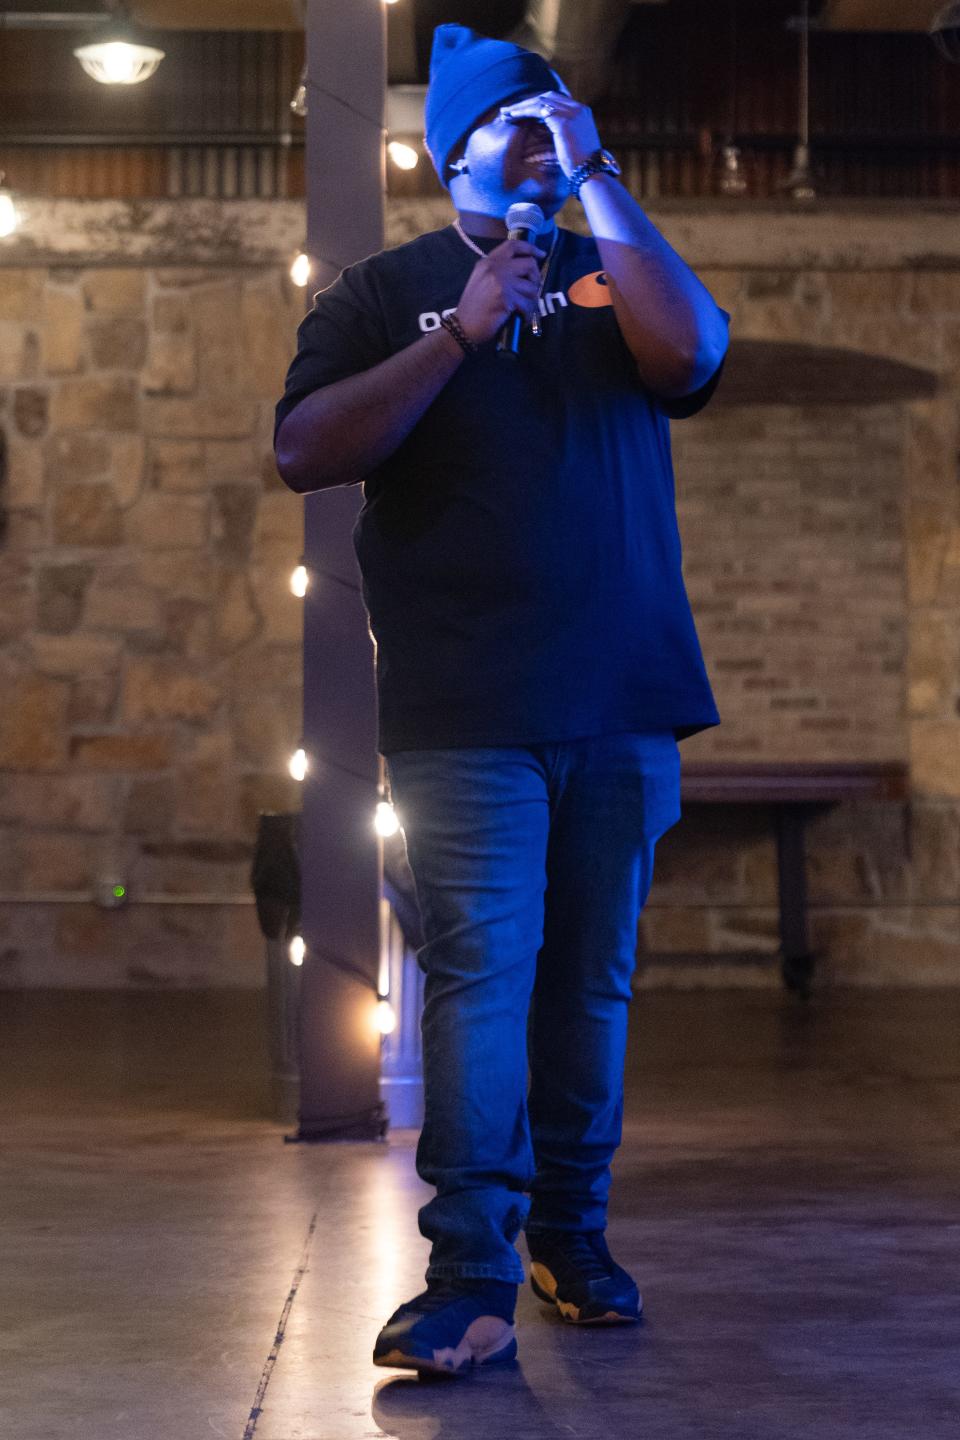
[275,223,727,754]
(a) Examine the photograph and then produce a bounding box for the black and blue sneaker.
[372,1280,518,1376]
[526,1229,643,1324]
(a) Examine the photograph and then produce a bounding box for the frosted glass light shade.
[74,38,165,85]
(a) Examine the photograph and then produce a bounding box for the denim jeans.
[385,731,681,1286]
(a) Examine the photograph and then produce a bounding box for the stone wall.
[0,207,308,986]
[1,199,958,986]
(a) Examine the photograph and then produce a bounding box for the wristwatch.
[568,147,622,200]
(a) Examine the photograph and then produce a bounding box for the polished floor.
[1,987,958,1440]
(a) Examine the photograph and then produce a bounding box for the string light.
[290,564,309,597]
[374,800,400,838]
[0,174,21,238]
[290,251,312,288]
[374,999,397,1034]
[289,747,308,782]
[289,935,305,967]
[387,141,419,171]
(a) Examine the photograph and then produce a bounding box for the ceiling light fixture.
[74,4,164,86]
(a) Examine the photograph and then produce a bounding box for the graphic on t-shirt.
[417,270,610,335]
[568,271,613,308]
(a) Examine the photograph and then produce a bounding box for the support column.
[295,0,386,1140]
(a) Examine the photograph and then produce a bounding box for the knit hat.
[424,23,568,188]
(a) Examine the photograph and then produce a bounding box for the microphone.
[496,202,545,358]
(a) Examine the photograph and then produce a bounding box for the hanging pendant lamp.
[781,0,816,202]
[719,0,747,196]
[74,3,165,86]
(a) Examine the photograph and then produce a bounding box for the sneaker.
[372,1280,518,1376]
[526,1229,643,1324]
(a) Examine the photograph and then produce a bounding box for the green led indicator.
[113,885,126,899]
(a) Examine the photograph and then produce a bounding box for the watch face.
[599,148,621,175]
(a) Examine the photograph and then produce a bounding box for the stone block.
[71,733,172,770]
[192,281,246,399]
[5,441,44,508]
[18,832,96,892]
[205,440,258,483]
[138,550,211,602]
[212,483,259,562]
[0,773,119,831]
[252,491,303,554]
[163,597,211,662]
[123,658,220,724]
[0,556,33,646]
[82,269,146,315]
[84,574,163,634]
[174,761,242,837]
[909,273,960,316]
[141,393,254,439]
[107,433,146,508]
[14,387,49,439]
[69,672,121,727]
[0,323,34,383]
[125,491,209,549]
[908,610,958,717]
[909,801,960,902]
[828,270,911,319]
[149,440,205,493]
[938,527,960,606]
[233,694,297,768]
[44,286,86,375]
[125,776,175,836]
[905,498,952,606]
[52,482,122,546]
[241,277,299,400]
[53,376,138,432]
[639,904,712,953]
[0,674,69,770]
[36,563,94,633]
[250,562,303,644]
[87,316,148,371]
[910,721,960,800]
[45,432,110,483]
[821,907,960,986]
[142,331,197,396]
[213,570,260,653]
[0,270,44,322]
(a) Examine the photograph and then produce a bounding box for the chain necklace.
[452,218,560,338]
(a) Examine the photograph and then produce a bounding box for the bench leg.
[774,804,817,999]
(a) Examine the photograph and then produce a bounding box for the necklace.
[452,219,560,338]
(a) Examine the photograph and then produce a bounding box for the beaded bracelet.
[439,310,479,357]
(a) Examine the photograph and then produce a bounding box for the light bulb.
[374,800,400,837]
[374,999,397,1034]
[289,748,308,782]
[74,39,165,85]
[288,935,305,967]
[387,141,419,171]
[290,564,309,597]
[290,251,312,288]
[0,189,20,239]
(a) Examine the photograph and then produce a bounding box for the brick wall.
[0,200,958,987]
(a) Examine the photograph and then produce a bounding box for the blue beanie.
[424,24,567,189]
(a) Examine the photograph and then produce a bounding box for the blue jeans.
[385,732,681,1286]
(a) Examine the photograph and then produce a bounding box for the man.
[275,24,729,1377]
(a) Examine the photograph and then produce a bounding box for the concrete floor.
[1,988,958,1440]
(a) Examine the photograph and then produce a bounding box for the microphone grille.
[505,202,545,234]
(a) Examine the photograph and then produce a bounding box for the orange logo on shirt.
[567,271,613,308]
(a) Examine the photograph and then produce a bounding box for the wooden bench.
[642,762,910,998]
